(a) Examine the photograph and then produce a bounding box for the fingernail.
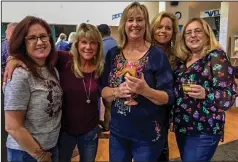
[7,79,11,82]
[3,82,5,85]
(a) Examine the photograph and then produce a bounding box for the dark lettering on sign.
[205,10,220,17]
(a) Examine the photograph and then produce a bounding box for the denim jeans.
[110,133,165,162]
[175,132,221,162]
[58,126,101,162]
[7,145,58,162]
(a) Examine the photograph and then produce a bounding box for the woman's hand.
[115,82,132,98]
[41,152,52,162]
[187,84,206,99]
[3,59,27,84]
[125,74,150,95]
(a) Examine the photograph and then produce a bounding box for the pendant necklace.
[82,72,92,104]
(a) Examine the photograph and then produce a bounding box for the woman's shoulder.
[105,46,120,61]
[207,48,227,58]
[13,67,30,79]
[57,50,70,59]
[56,50,71,66]
[148,45,169,62]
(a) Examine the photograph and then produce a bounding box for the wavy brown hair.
[9,16,57,80]
[151,11,179,70]
[176,17,222,62]
[118,2,151,49]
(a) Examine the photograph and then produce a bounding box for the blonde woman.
[173,18,236,161]
[150,11,179,162]
[65,32,76,51]
[101,2,174,162]
[3,23,104,162]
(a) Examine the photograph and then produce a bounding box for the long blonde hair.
[70,23,104,78]
[118,2,151,49]
[151,11,179,69]
[176,18,222,62]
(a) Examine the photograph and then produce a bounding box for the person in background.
[97,24,118,131]
[101,2,174,162]
[150,11,179,162]
[65,32,76,51]
[3,23,104,162]
[1,22,18,75]
[1,22,18,162]
[172,17,237,162]
[3,16,62,162]
[97,24,118,57]
[55,33,69,51]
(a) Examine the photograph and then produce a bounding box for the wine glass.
[123,60,140,106]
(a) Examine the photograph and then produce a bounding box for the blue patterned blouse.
[172,49,237,141]
[101,46,174,143]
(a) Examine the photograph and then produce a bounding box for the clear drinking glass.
[182,79,197,94]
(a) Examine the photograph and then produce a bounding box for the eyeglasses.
[184,28,203,37]
[25,34,50,44]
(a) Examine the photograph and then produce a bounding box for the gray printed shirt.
[4,67,63,150]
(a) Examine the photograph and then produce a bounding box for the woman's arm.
[141,84,169,105]
[125,51,174,105]
[3,51,68,84]
[125,74,171,105]
[102,84,131,103]
[4,68,51,160]
[204,49,237,111]
[5,111,50,159]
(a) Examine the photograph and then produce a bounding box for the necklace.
[82,72,92,104]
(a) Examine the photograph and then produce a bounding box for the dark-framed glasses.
[184,28,203,37]
[25,34,50,44]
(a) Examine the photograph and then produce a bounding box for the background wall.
[189,2,221,19]
[166,2,190,25]
[2,2,132,26]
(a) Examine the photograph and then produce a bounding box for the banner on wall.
[200,9,220,18]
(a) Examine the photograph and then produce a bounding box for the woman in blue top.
[150,11,179,162]
[101,2,174,162]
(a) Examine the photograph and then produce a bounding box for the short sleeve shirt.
[4,67,63,150]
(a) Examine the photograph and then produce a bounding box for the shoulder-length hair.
[70,23,104,78]
[118,2,151,49]
[176,17,222,62]
[9,16,57,80]
[150,11,179,69]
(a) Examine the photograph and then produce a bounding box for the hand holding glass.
[182,80,197,94]
[124,60,140,106]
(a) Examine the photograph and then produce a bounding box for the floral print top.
[172,49,237,141]
[101,46,174,143]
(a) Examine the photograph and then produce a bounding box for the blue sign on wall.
[201,9,220,18]
[112,13,122,20]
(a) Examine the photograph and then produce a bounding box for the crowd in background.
[1,2,237,162]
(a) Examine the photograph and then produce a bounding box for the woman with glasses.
[172,17,237,161]
[3,23,105,162]
[150,11,179,162]
[3,16,62,162]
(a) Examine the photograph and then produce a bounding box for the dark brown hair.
[9,16,57,80]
